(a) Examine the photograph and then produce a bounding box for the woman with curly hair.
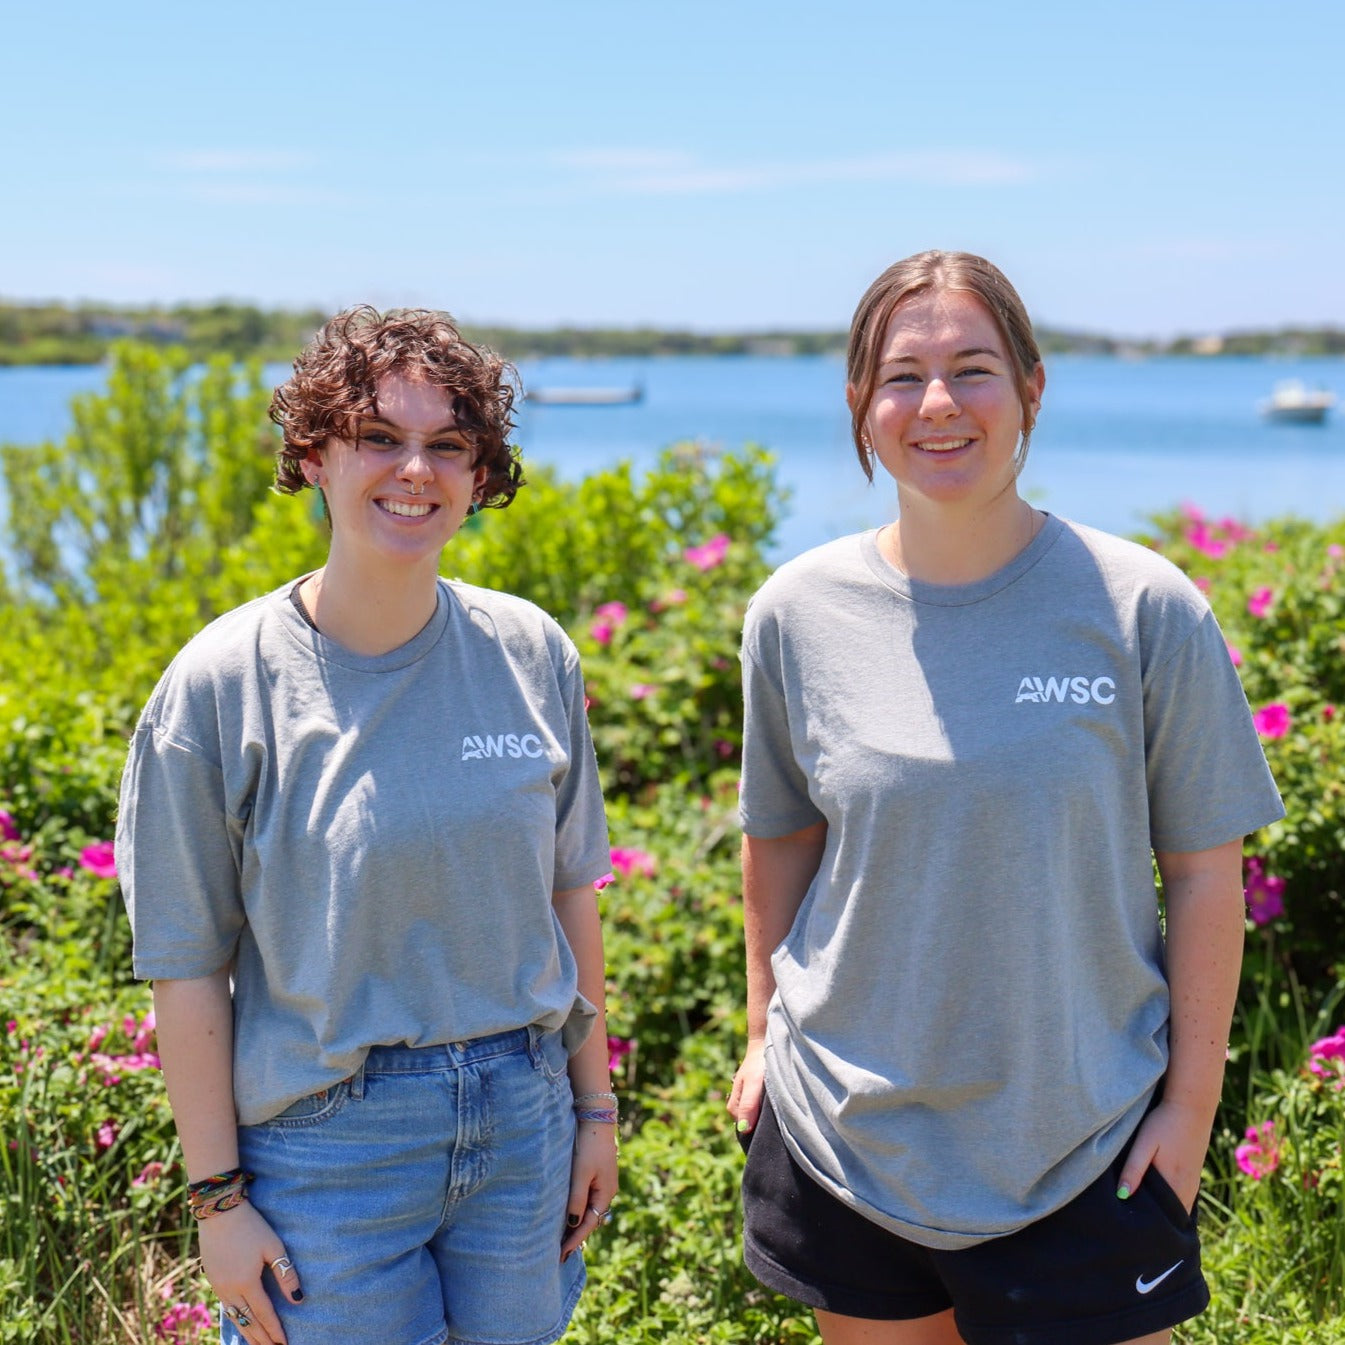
[117,308,617,1345]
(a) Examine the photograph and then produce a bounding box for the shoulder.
[1049,517,1216,665]
[1052,517,1210,614]
[139,587,291,731]
[440,579,578,666]
[745,533,872,634]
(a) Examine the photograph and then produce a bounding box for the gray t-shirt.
[740,516,1284,1249]
[117,577,611,1125]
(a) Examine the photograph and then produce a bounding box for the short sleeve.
[550,643,611,891]
[115,723,246,980]
[739,622,826,839]
[1144,609,1285,852]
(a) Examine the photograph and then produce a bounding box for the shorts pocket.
[529,1026,571,1085]
[1144,1162,1197,1229]
[258,1078,352,1130]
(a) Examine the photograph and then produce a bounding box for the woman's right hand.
[728,1038,767,1134]
[199,1202,304,1345]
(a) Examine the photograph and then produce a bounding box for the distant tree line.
[1,300,1342,365]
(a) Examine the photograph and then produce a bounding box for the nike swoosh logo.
[1136,1261,1184,1294]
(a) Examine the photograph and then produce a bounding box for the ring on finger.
[588,1204,614,1226]
[269,1255,294,1278]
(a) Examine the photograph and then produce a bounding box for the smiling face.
[304,372,487,577]
[854,288,1044,515]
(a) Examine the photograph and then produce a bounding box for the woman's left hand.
[1115,1097,1210,1213]
[561,1121,619,1260]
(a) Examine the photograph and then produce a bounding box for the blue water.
[2,356,1343,560]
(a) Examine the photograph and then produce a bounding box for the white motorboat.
[1260,380,1336,424]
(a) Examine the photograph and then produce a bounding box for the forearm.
[1157,839,1246,1127]
[153,968,241,1181]
[552,884,613,1096]
[743,823,827,1042]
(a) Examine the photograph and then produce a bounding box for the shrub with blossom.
[609,846,657,879]
[683,533,730,572]
[1243,856,1286,926]
[79,840,117,879]
[1246,586,1274,618]
[1235,1120,1280,1179]
[156,1301,213,1344]
[1252,702,1292,739]
[1308,1025,1345,1083]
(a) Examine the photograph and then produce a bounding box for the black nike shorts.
[739,1092,1208,1345]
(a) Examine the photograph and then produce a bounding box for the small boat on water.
[525,384,643,406]
[1260,380,1336,424]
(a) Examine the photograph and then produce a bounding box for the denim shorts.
[225,1026,583,1345]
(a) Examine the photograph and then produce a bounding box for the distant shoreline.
[1,299,1342,366]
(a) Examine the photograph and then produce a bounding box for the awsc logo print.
[461,732,545,761]
[1014,675,1116,705]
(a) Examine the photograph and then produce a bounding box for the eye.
[429,439,469,456]
[954,366,995,379]
[883,371,921,385]
[359,431,398,448]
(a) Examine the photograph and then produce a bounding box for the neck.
[882,489,1041,585]
[300,551,441,656]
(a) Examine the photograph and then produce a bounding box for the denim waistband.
[360,1027,536,1078]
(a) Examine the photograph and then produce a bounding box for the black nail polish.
[566,1212,580,1227]
[293,1289,304,1302]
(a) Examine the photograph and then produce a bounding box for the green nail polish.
[1116,1183,1131,1200]
[736,1118,751,1133]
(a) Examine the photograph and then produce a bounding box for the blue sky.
[6,1,1342,336]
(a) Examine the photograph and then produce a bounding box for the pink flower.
[1329,544,1344,559]
[0,810,18,842]
[1180,502,1205,523]
[87,1024,109,1051]
[609,846,657,879]
[132,1161,166,1188]
[1243,856,1286,926]
[650,588,687,613]
[79,841,117,880]
[630,683,657,701]
[1185,523,1227,559]
[1252,703,1291,739]
[715,739,735,758]
[1324,704,1337,723]
[1191,576,1212,594]
[1226,642,1243,667]
[595,601,628,624]
[589,602,628,646]
[156,1301,213,1344]
[96,1121,119,1150]
[592,872,615,893]
[5,1020,15,1034]
[132,1011,157,1053]
[590,619,616,646]
[1307,1026,1345,1082]
[1247,587,1274,619]
[606,1035,634,1074]
[1235,1121,1280,1180]
[683,533,730,572]
[1218,517,1255,542]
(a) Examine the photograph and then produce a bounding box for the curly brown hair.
[269,306,523,508]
